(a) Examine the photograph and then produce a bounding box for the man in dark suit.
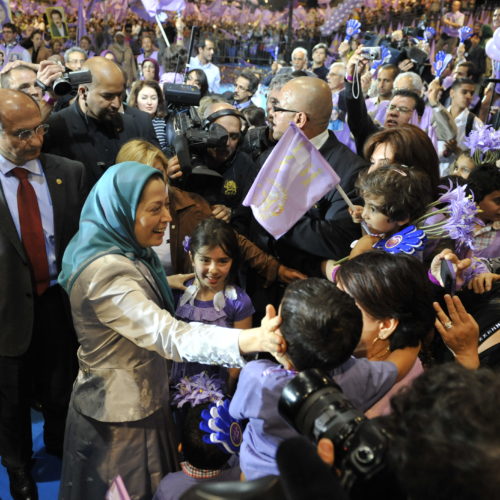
[233,77,367,322]
[236,76,367,271]
[0,89,89,500]
[43,56,158,187]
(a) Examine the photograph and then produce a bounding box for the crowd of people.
[0,1,499,499]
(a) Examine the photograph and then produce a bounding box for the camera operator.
[43,56,158,187]
[168,99,259,219]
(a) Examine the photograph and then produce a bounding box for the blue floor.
[0,411,61,500]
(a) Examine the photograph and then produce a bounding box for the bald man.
[0,90,88,499]
[43,56,157,186]
[234,77,367,316]
[260,77,367,230]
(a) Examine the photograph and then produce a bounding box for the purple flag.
[140,0,185,17]
[106,476,131,500]
[76,0,87,42]
[243,123,340,239]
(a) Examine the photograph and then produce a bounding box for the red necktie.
[12,167,50,295]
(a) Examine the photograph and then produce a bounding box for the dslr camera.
[279,369,401,499]
[52,68,92,96]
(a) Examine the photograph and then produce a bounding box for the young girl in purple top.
[171,218,254,392]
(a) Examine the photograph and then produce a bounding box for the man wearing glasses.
[0,23,30,70]
[238,76,367,274]
[0,89,88,500]
[232,70,259,110]
[344,47,426,154]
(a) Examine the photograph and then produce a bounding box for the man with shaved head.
[0,89,88,499]
[235,77,367,316]
[43,56,157,186]
[260,76,366,230]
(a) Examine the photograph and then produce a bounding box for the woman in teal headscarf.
[58,162,283,500]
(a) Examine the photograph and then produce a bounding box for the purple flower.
[464,125,500,160]
[182,235,191,253]
[441,195,483,252]
[172,372,225,408]
[436,180,467,205]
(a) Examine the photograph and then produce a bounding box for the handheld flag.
[243,123,340,239]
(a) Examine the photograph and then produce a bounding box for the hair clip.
[171,372,225,408]
[392,168,408,176]
[182,235,191,253]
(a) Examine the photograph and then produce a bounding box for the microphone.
[276,437,349,500]
[483,78,500,84]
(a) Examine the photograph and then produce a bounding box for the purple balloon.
[486,38,500,61]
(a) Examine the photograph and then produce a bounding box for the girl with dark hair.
[170,218,254,392]
[337,251,435,416]
[185,68,209,97]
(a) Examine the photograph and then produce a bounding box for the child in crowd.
[349,165,433,258]
[230,278,420,480]
[468,164,500,260]
[155,377,240,500]
[450,150,477,179]
[170,218,254,393]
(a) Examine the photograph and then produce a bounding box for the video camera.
[52,68,92,96]
[163,83,228,192]
[279,369,402,499]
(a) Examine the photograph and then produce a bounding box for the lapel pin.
[56,178,63,185]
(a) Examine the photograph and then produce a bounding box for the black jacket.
[43,101,158,187]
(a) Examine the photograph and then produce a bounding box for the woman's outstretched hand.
[238,305,287,359]
[167,273,194,291]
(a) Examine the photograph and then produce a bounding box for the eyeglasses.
[272,105,301,114]
[234,84,250,92]
[12,123,50,141]
[388,104,414,114]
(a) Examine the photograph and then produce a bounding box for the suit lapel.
[41,154,66,260]
[0,178,26,260]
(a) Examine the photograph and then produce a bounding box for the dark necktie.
[12,167,50,295]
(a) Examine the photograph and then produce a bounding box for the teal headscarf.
[59,161,174,312]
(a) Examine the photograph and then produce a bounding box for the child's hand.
[277,265,307,284]
[167,273,194,291]
[349,234,380,258]
[348,205,363,224]
[467,273,500,294]
[433,294,480,369]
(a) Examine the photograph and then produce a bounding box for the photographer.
[0,59,63,120]
[43,56,158,187]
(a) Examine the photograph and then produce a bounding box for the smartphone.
[440,259,456,296]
